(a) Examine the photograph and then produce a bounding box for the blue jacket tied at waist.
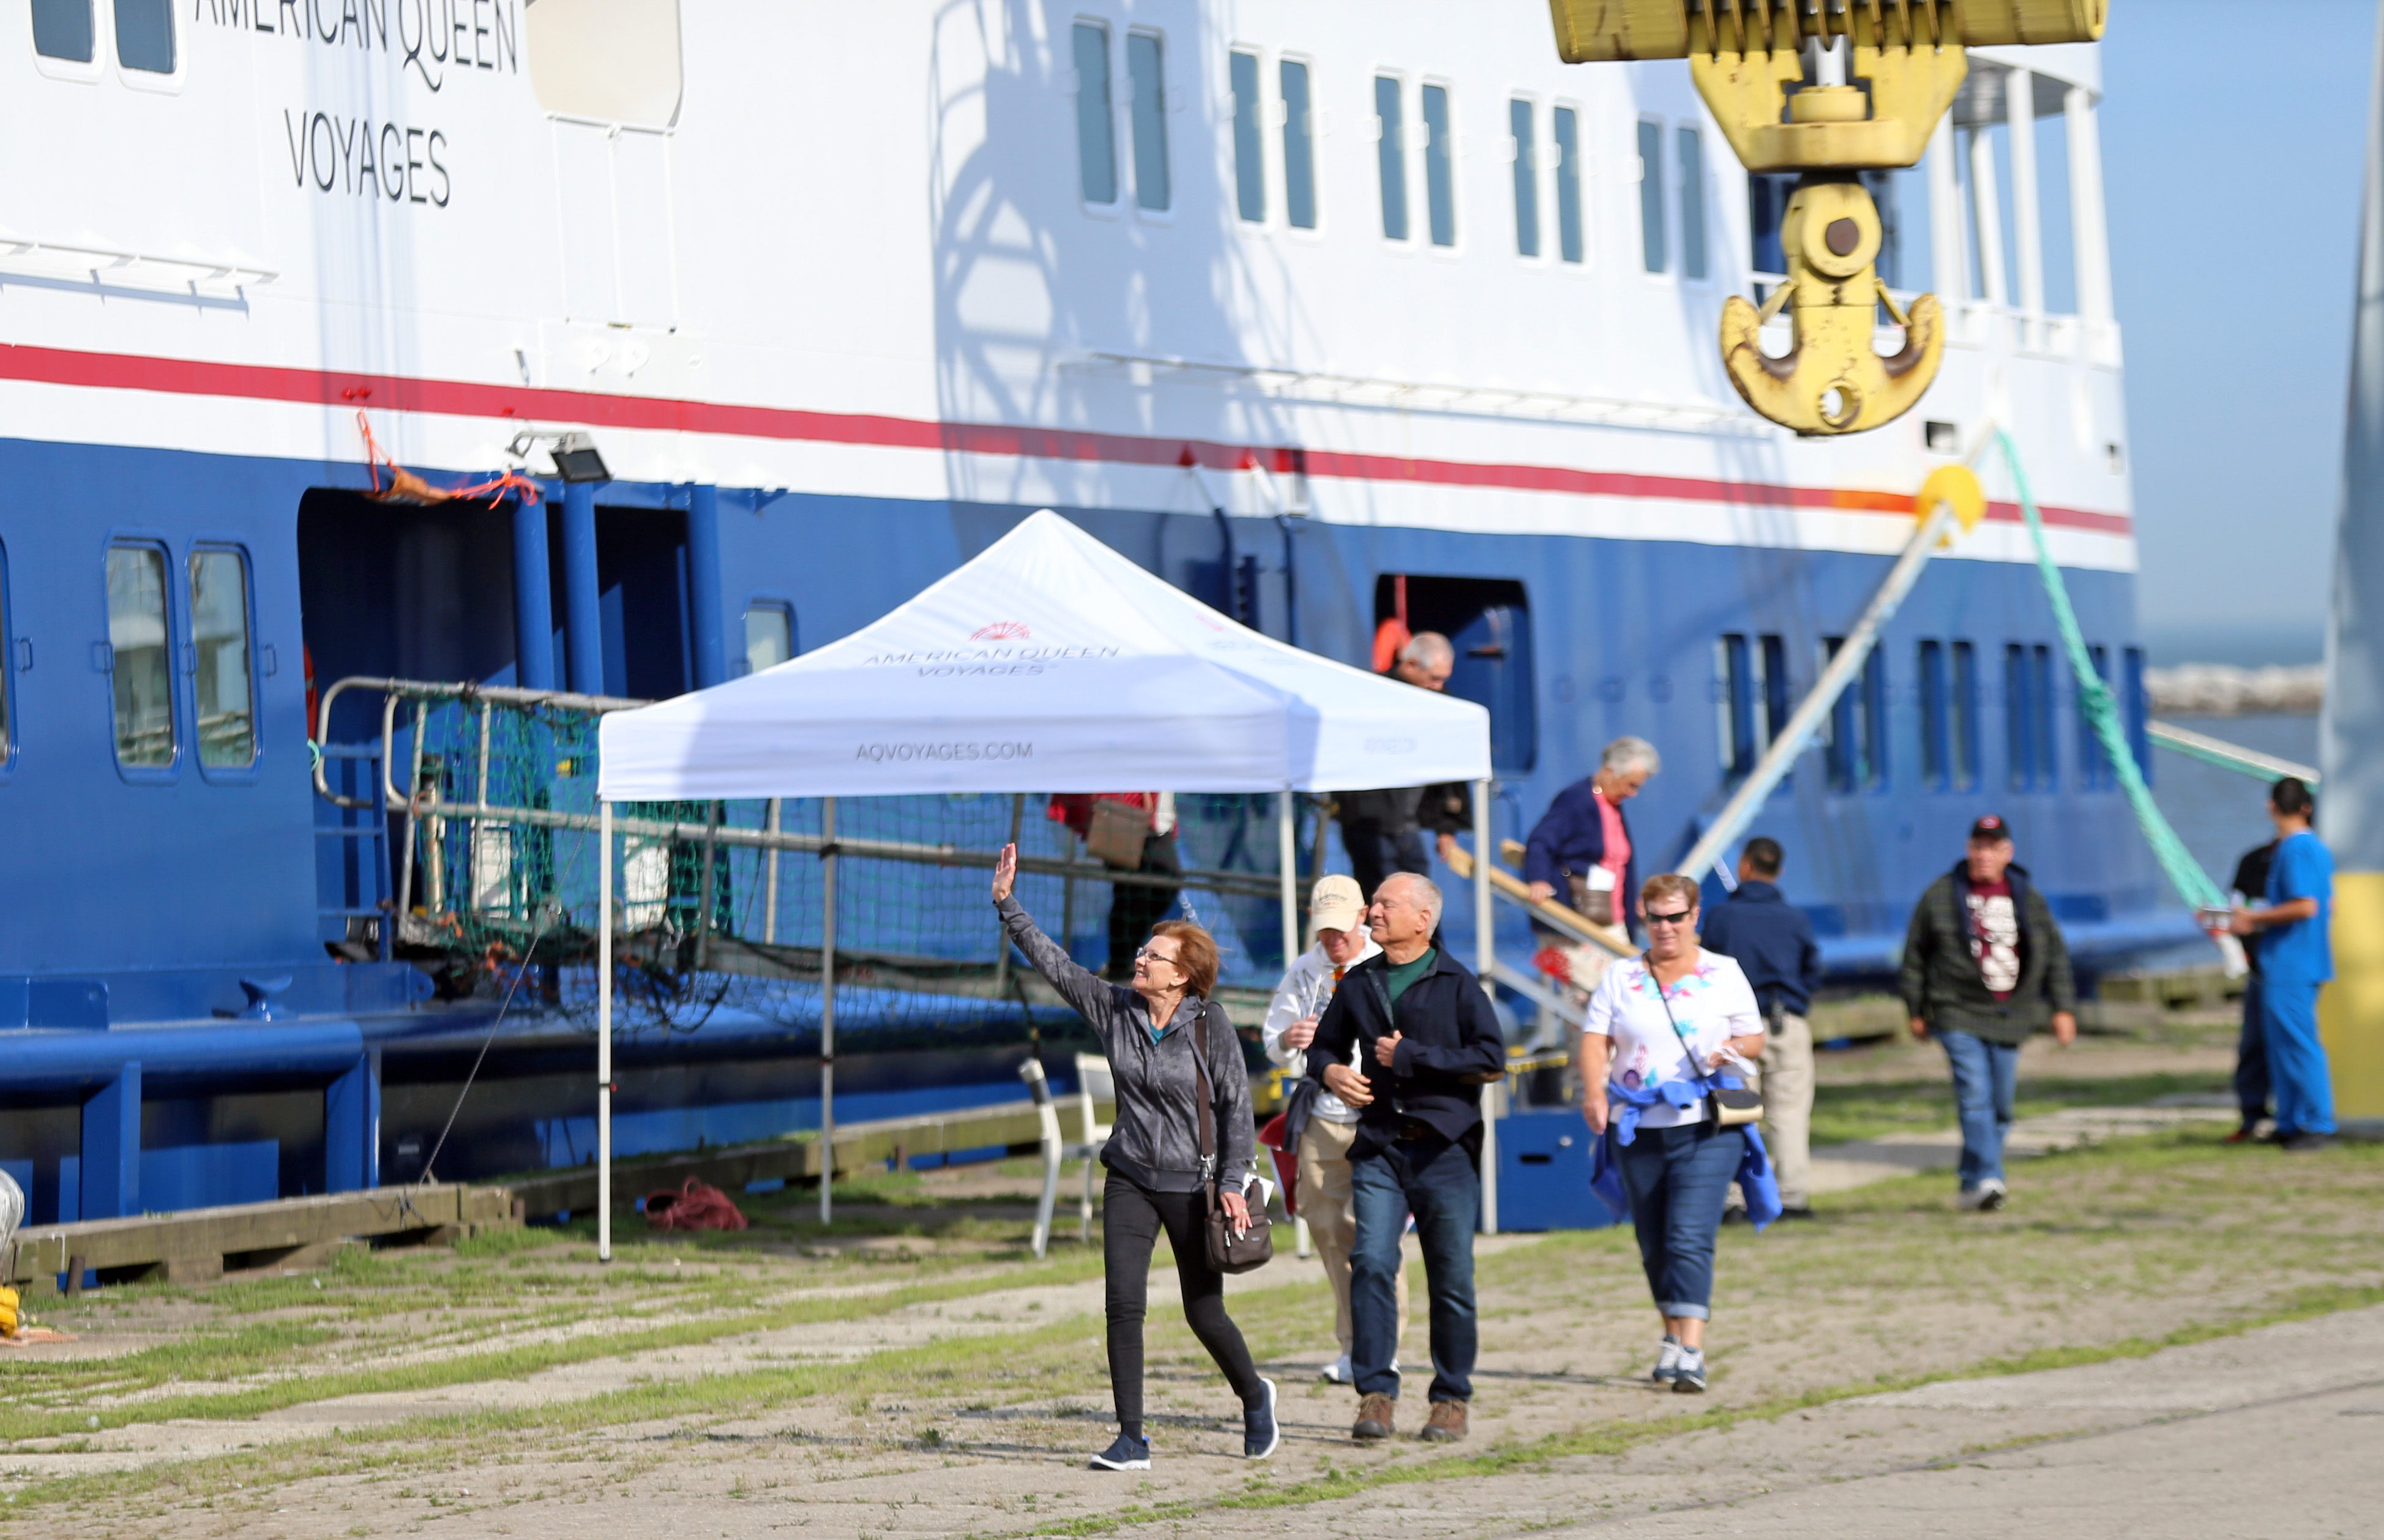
[1586,1073,1782,1230]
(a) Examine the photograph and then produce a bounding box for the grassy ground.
[3,1121,2379,1538]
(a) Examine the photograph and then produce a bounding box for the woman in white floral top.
[1581,873,1765,1394]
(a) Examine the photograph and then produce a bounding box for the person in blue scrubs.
[2229,778,2335,1151]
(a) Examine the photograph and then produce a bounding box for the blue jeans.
[1613,1123,1743,1319]
[2260,976,2336,1136]
[2234,974,2271,1128]
[1350,1132,1478,1403]
[1938,1030,2020,1187]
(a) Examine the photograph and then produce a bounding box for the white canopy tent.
[591,510,1494,1251]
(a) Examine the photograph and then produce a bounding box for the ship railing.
[308,676,1304,1014]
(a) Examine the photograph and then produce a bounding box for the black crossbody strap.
[1190,1001,1219,1192]
[1645,953,1719,1098]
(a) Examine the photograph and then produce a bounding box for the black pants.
[1105,832,1181,980]
[1339,820,1429,903]
[1102,1171,1264,1432]
[2235,973,2271,1127]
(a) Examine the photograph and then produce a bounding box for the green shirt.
[1384,948,1437,1011]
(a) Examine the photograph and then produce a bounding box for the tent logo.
[970,621,1031,641]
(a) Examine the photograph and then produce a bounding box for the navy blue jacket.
[1305,947,1506,1161]
[1698,880,1823,1017]
[1522,779,1639,940]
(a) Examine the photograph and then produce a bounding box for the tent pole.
[597,798,613,1263]
[819,796,837,1227]
[1278,787,1298,970]
[1472,777,1499,1236]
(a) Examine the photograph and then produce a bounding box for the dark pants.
[1104,832,1181,981]
[1340,820,1430,903]
[2234,973,2271,1129]
[1615,1123,1743,1319]
[1350,1131,1478,1403]
[1101,1171,1264,1434]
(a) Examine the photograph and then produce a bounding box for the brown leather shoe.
[1419,1399,1468,1442]
[1352,1392,1395,1441]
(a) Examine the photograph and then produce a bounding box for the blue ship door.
[1373,575,1537,774]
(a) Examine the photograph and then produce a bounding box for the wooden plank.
[1,1184,512,1288]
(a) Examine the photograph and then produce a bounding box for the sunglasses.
[1644,908,1695,927]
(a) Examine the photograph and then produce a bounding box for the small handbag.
[1192,1002,1274,1274]
[1649,959,1763,1131]
[1085,797,1153,868]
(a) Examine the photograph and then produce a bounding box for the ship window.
[1281,59,1317,229]
[1716,635,1757,776]
[1749,172,1792,276]
[112,0,170,72]
[1072,22,1118,204]
[32,0,94,62]
[188,547,256,769]
[1375,75,1408,241]
[1823,637,1885,793]
[526,0,675,128]
[0,542,13,764]
[1126,31,1170,211]
[1637,119,1667,273]
[106,544,176,770]
[1231,50,1265,222]
[1422,83,1454,247]
[2005,643,2030,790]
[2123,646,2150,785]
[743,602,794,675]
[1510,99,1540,258]
[1676,125,1708,279]
[1950,641,1980,790]
[2005,641,2058,791]
[2078,643,2113,789]
[1553,105,1583,263]
[1918,640,1948,790]
[2032,644,2058,785]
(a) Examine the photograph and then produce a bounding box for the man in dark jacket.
[1899,815,2077,1211]
[1699,836,1822,1217]
[1334,633,1471,897]
[1308,872,1504,1446]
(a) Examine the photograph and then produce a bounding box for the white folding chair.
[1071,1052,1115,1242]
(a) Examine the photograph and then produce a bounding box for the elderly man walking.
[1334,633,1473,899]
[1307,873,1504,1444]
[1899,816,2076,1211]
[1262,874,1408,1385]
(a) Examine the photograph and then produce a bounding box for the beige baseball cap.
[1309,874,1368,936]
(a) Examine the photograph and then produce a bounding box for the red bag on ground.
[644,1178,748,1232]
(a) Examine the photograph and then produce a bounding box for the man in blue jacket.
[2229,779,2336,1151]
[1308,872,1505,1446]
[1699,836,1822,1219]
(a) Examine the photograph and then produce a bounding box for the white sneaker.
[1957,1178,2008,1212]
[1321,1353,1352,1384]
[1651,1336,1683,1383]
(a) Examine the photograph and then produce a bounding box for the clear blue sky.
[2104,0,2377,665]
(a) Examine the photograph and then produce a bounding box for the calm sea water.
[2148,713,2321,897]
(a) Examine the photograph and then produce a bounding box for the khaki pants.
[1297,1116,1409,1356]
[1758,1012,1815,1209]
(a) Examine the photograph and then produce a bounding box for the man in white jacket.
[1264,874,1407,1384]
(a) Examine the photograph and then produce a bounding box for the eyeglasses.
[1134,946,1183,967]
[1644,908,1695,927]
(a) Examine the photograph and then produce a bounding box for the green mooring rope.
[1995,428,2227,913]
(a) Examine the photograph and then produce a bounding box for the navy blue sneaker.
[1089,1432,1151,1471]
[1244,1377,1280,1459]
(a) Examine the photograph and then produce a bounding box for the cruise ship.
[0,1,2181,1224]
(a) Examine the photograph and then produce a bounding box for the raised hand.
[992,842,1018,903]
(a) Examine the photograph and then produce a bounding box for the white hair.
[1381,870,1443,918]
[1601,735,1661,777]
[1399,632,1454,670]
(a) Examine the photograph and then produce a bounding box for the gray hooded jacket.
[997,895,1253,1192]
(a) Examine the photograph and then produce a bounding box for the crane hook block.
[1549,0,2105,436]
[1719,179,1941,436]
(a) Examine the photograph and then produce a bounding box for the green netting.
[384,690,1310,1039]
[1997,428,2227,913]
